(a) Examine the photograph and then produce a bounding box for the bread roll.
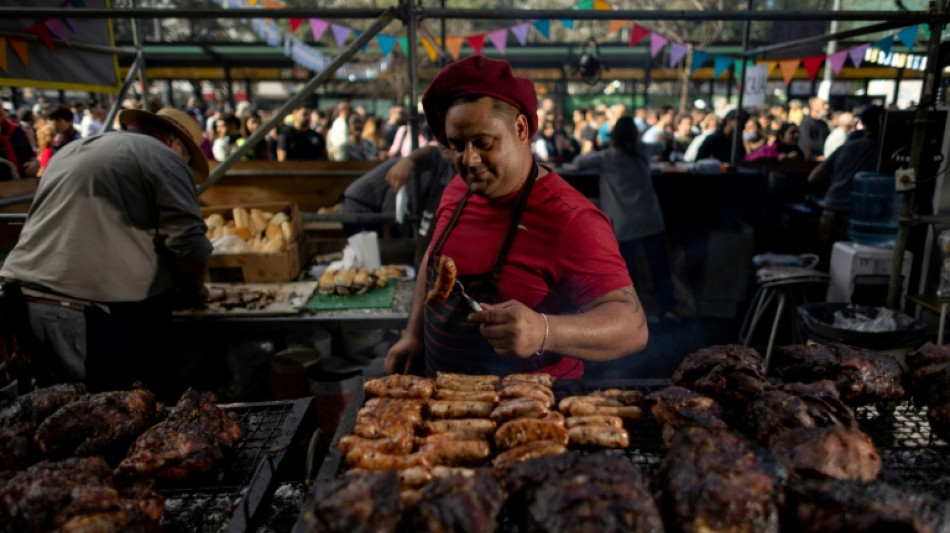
[249,209,267,234]
[232,207,250,229]
[270,212,289,226]
[265,224,283,242]
[280,220,295,242]
[234,226,252,241]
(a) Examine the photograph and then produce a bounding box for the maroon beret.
[422,54,538,146]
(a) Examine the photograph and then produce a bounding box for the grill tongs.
[455,280,483,313]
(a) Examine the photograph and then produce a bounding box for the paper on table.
[349,231,381,269]
[395,186,409,224]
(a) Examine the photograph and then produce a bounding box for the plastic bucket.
[848,171,899,247]
[797,303,926,365]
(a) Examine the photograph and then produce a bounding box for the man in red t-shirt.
[385,55,648,378]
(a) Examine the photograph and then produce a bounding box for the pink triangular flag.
[487,28,507,55]
[669,42,688,67]
[466,34,485,55]
[63,17,77,33]
[849,43,869,68]
[629,24,649,47]
[330,24,351,47]
[827,50,848,75]
[309,18,329,41]
[45,19,69,45]
[511,23,530,46]
[650,33,668,58]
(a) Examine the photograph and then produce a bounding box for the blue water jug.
[849,171,899,247]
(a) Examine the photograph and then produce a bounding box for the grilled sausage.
[569,403,643,421]
[494,418,568,450]
[423,418,496,435]
[416,431,488,447]
[397,466,434,489]
[427,400,495,419]
[501,373,555,388]
[434,389,500,403]
[500,383,555,405]
[590,388,645,406]
[339,434,413,455]
[436,372,500,385]
[437,378,499,392]
[567,425,630,449]
[426,255,457,306]
[352,421,414,439]
[420,440,492,466]
[492,440,567,472]
[363,375,436,399]
[431,466,478,479]
[564,415,625,429]
[345,449,431,470]
[558,395,623,414]
[490,398,549,423]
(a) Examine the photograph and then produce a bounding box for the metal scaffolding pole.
[731,0,754,166]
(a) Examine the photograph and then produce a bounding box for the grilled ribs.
[658,426,779,533]
[769,425,881,481]
[0,383,85,471]
[906,342,950,440]
[117,389,241,480]
[0,456,163,533]
[743,380,856,446]
[34,385,159,460]
[505,452,665,533]
[771,344,905,405]
[671,344,767,410]
[783,478,950,533]
[404,469,504,533]
[300,469,402,533]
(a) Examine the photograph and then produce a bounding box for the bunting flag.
[608,20,628,34]
[352,30,368,53]
[779,59,800,85]
[45,19,69,45]
[922,23,931,39]
[849,43,869,68]
[628,24,649,47]
[309,18,329,41]
[593,0,612,9]
[0,38,7,73]
[897,25,918,50]
[330,24,351,48]
[802,55,824,81]
[576,0,593,9]
[733,59,751,81]
[25,24,57,53]
[650,33,668,58]
[466,34,485,54]
[445,36,464,60]
[533,20,550,40]
[248,0,258,4]
[421,37,439,62]
[288,17,303,33]
[63,18,77,33]
[487,28,508,55]
[691,50,709,73]
[875,35,893,55]
[669,42,688,68]
[560,19,575,30]
[511,23,530,46]
[763,60,778,77]
[826,50,848,75]
[9,38,28,67]
[713,55,732,79]
[376,34,396,57]
[398,37,409,55]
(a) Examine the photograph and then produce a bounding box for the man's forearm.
[546,288,648,362]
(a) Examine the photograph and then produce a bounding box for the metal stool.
[740,266,830,370]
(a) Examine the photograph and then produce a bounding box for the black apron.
[423,164,564,376]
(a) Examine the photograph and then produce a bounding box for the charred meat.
[742,380,856,446]
[771,344,905,405]
[34,385,159,460]
[906,342,950,440]
[771,344,838,383]
[404,469,504,533]
[117,389,242,480]
[671,344,767,409]
[769,425,880,481]
[300,469,402,533]
[0,383,85,471]
[647,386,729,445]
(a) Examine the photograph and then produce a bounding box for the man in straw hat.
[385,55,648,378]
[1,107,211,398]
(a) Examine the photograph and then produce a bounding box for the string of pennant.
[0,0,85,74]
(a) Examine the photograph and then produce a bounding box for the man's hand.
[385,157,414,192]
[467,301,547,359]
[384,331,422,374]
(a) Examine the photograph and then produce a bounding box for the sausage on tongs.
[426,255,457,306]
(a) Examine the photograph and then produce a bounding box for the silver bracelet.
[535,313,549,356]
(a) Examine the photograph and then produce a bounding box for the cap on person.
[422,54,538,146]
[118,107,209,182]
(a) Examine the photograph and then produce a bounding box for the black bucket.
[797,303,926,351]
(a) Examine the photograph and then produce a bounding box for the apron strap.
[492,161,539,275]
[430,189,472,257]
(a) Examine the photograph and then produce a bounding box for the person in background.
[696,109,749,163]
[212,112,244,162]
[186,107,215,160]
[787,100,804,125]
[641,105,674,145]
[745,121,805,162]
[741,115,766,155]
[336,113,378,161]
[597,103,627,148]
[327,101,353,161]
[533,119,579,165]
[671,114,695,158]
[36,122,56,176]
[823,111,854,159]
[17,108,38,151]
[241,112,270,161]
[383,105,407,153]
[799,96,830,160]
[807,105,884,268]
[683,113,720,163]
[0,106,38,178]
[570,116,677,322]
[277,105,328,161]
[361,115,386,157]
[385,55,647,378]
[47,105,81,155]
[578,108,604,154]
[0,107,211,399]
[80,100,107,138]
[70,100,84,128]
[758,112,777,143]
[634,108,650,133]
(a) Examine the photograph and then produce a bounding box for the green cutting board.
[305,279,398,311]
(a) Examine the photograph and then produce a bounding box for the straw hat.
[118,107,209,183]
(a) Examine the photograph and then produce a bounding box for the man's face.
[444,97,529,199]
[294,108,311,129]
[53,117,72,134]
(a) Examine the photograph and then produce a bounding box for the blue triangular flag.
[353,30,368,53]
[376,34,396,57]
[713,55,732,79]
[691,50,709,74]
[897,25,918,50]
[532,20,550,40]
[875,35,893,55]
[560,19,575,30]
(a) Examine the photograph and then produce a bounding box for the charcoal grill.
[295,375,950,533]
[161,397,314,533]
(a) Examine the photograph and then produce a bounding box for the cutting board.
[175,281,318,317]
[305,279,398,311]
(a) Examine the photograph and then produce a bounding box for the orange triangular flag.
[801,55,824,81]
[421,37,439,62]
[608,20,628,34]
[9,38,28,67]
[779,59,799,85]
[593,0,612,9]
[0,38,7,73]
[445,36,463,60]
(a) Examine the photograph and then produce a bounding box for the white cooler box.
[827,241,912,306]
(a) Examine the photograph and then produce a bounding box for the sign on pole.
[743,64,769,108]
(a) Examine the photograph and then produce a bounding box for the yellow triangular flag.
[248,0,258,5]
[779,59,800,85]
[421,37,439,62]
[445,36,464,60]
[608,20,628,34]
[9,38,27,67]
[593,0,612,10]
[760,60,778,78]
[0,38,7,73]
